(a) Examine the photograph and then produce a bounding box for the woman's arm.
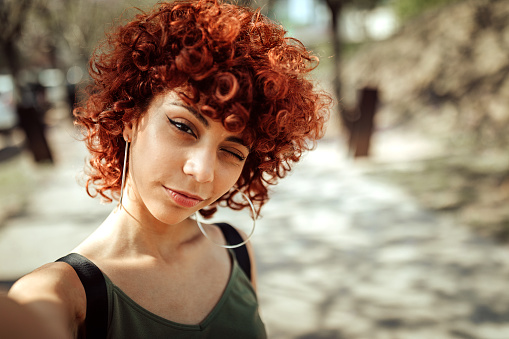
[6,262,87,339]
[0,294,60,339]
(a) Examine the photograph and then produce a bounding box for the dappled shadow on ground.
[251,140,509,339]
[366,151,509,242]
[296,329,344,339]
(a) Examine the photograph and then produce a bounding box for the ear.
[123,122,133,142]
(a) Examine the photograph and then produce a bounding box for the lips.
[164,187,204,208]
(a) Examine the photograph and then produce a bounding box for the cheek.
[215,165,245,194]
[130,134,167,182]
[132,122,177,165]
[131,141,181,180]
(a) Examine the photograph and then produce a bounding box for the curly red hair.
[74,0,331,217]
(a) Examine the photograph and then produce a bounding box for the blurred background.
[2,0,509,338]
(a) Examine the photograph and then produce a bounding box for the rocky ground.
[341,0,509,149]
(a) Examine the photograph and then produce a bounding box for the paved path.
[1,120,509,339]
[254,142,509,339]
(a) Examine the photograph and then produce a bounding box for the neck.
[90,203,204,261]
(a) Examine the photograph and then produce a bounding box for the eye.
[221,148,246,162]
[167,117,196,137]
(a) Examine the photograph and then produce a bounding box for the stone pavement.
[1,120,509,339]
[253,144,509,339]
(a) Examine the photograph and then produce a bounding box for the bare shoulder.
[8,261,86,338]
[10,261,86,304]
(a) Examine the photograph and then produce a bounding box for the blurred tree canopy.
[0,0,145,82]
[0,0,469,93]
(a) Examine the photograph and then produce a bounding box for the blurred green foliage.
[392,0,463,21]
[345,0,381,9]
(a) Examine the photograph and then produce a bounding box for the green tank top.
[103,250,267,338]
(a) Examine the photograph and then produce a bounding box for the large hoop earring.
[118,141,129,210]
[195,188,256,249]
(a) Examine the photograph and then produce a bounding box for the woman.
[7,0,330,337]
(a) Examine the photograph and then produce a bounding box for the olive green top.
[103,250,267,338]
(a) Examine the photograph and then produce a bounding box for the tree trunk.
[325,0,343,103]
[3,40,53,163]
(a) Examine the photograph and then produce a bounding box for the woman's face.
[123,90,249,226]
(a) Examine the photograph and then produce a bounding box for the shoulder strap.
[216,223,252,281]
[56,253,108,339]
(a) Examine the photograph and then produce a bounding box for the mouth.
[164,187,205,208]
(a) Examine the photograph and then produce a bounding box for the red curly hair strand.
[74,0,331,217]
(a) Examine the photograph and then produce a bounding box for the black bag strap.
[56,253,108,339]
[215,223,252,281]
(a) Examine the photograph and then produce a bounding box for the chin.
[148,204,195,226]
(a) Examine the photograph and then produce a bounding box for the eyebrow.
[170,102,209,128]
[226,136,251,152]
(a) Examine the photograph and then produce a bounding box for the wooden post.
[348,87,379,158]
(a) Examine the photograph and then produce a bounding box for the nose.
[183,148,215,183]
